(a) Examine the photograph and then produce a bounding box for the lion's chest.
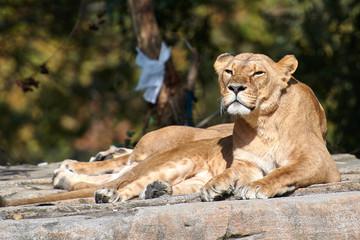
[233,141,288,175]
[232,116,292,174]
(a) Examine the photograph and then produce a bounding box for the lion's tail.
[0,181,117,207]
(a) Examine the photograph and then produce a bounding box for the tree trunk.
[127,0,187,130]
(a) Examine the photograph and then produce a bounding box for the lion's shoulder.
[282,78,327,141]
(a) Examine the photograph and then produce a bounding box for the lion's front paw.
[139,180,173,200]
[234,181,271,200]
[94,188,120,204]
[200,178,234,202]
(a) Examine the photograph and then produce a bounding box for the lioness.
[0,53,340,207]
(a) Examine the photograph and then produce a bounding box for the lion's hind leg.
[95,156,202,203]
[56,152,133,177]
[53,168,128,191]
[53,158,138,191]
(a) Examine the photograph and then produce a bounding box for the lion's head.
[214,53,298,116]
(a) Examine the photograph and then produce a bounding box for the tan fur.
[201,53,340,201]
[0,53,340,207]
[49,124,233,191]
[50,124,233,190]
[1,125,232,206]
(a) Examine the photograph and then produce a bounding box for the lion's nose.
[228,84,247,95]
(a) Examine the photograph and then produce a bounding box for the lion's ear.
[214,53,234,75]
[278,55,298,77]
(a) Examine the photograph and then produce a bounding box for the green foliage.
[0,0,359,165]
[296,0,360,154]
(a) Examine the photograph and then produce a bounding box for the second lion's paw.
[139,180,173,200]
[94,188,120,203]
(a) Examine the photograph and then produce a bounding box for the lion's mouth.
[231,100,255,111]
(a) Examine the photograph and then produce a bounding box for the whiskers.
[219,98,227,116]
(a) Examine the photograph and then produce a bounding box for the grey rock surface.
[0,154,359,239]
[0,192,359,239]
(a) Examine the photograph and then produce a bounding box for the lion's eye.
[225,69,233,75]
[253,71,265,77]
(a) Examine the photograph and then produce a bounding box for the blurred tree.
[127,0,187,130]
[0,0,359,165]
[0,0,141,164]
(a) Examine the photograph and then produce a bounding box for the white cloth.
[135,42,171,104]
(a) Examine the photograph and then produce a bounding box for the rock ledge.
[0,154,359,239]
